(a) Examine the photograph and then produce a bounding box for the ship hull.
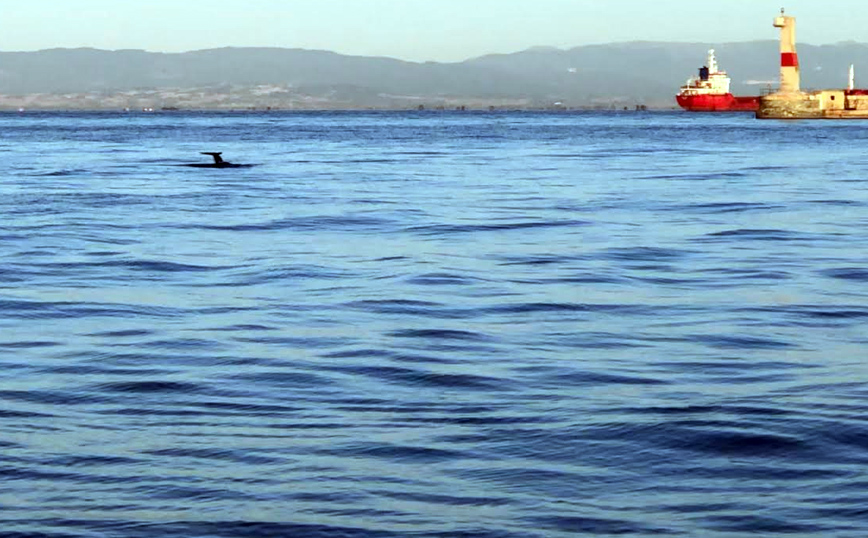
[676,93,760,112]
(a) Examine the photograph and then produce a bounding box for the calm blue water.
[1,111,867,537]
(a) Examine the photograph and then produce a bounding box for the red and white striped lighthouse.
[774,9,800,93]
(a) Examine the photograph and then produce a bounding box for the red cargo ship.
[676,49,759,112]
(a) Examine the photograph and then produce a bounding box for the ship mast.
[707,49,718,74]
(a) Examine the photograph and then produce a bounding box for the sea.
[0,111,867,537]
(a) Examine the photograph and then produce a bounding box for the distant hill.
[0,42,866,109]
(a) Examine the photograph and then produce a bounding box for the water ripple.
[1,111,866,537]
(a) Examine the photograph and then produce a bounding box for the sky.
[1,0,866,62]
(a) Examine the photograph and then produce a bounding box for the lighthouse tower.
[774,9,800,93]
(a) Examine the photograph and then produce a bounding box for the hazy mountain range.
[0,41,866,110]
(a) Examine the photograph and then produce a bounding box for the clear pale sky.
[1,0,866,62]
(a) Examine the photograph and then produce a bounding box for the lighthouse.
[773,9,800,93]
[758,11,868,118]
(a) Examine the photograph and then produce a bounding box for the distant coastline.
[0,42,864,110]
[0,86,661,113]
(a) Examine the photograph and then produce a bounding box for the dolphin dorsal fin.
[201,152,224,164]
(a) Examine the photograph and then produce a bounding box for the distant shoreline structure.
[757,10,868,119]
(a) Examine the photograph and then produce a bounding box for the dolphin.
[183,152,253,168]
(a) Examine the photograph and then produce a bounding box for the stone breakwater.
[758,90,868,119]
